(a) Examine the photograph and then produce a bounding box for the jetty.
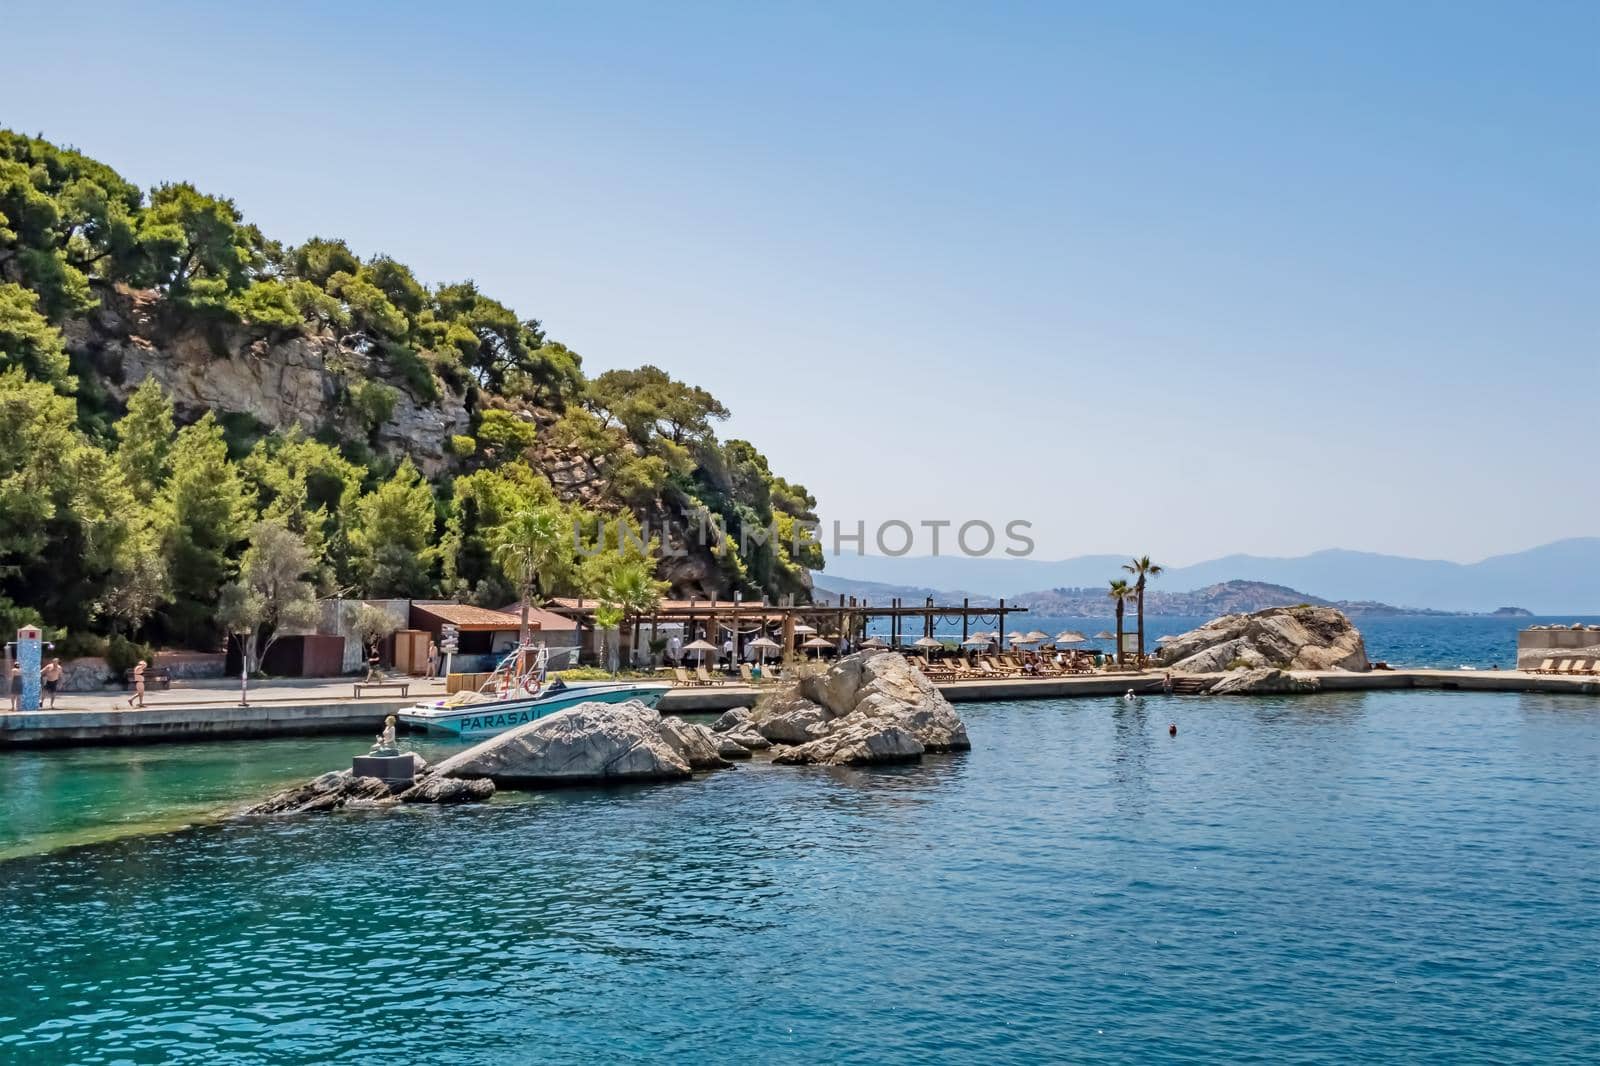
[3,668,1596,747]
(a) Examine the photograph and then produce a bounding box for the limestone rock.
[719,725,773,751]
[398,774,495,804]
[1160,606,1368,674]
[1205,668,1321,695]
[750,652,971,765]
[710,707,752,733]
[433,700,693,786]
[772,718,925,766]
[658,716,734,770]
[750,689,838,744]
[720,729,755,755]
[240,770,398,816]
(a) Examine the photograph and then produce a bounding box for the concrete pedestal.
[352,753,421,785]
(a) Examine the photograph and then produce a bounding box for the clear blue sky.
[9,1,1597,564]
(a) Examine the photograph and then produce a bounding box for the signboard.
[17,626,42,712]
[439,623,459,654]
[1120,633,1139,656]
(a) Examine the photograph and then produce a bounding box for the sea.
[1,618,1598,1064]
[868,614,1600,670]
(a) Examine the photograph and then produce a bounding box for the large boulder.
[432,700,702,786]
[772,718,925,766]
[398,774,496,804]
[1160,606,1369,673]
[751,652,971,765]
[657,716,734,771]
[1205,668,1321,695]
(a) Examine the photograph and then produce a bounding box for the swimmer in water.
[1123,689,1137,701]
[1168,723,1177,737]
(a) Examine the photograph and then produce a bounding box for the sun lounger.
[1531,658,1555,674]
[1554,659,1576,675]
[696,665,724,686]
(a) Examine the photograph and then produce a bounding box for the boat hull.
[398,682,671,738]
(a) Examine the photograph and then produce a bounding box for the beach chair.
[1531,658,1555,674]
[674,666,695,687]
[696,665,724,687]
[1553,659,1575,675]
[1576,659,1597,676]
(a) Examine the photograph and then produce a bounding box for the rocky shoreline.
[240,652,971,816]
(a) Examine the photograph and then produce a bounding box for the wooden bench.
[124,666,172,690]
[354,680,411,698]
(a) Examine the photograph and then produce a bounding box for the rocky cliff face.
[63,285,469,476]
[1159,606,1369,673]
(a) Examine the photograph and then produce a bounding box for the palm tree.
[491,506,565,657]
[601,558,667,671]
[1107,579,1133,667]
[1122,555,1164,665]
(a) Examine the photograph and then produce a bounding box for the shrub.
[106,634,155,675]
[349,378,399,431]
[475,409,536,453]
[448,434,477,459]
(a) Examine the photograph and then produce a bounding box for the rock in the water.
[713,733,754,759]
[240,770,398,816]
[433,700,695,786]
[719,725,773,751]
[1205,668,1322,695]
[658,716,734,770]
[398,774,496,804]
[750,688,839,744]
[710,708,751,733]
[751,652,970,765]
[772,718,925,766]
[1160,606,1369,673]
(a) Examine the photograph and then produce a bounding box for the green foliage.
[0,282,72,387]
[475,408,536,454]
[240,429,364,588]
[348,378,399,432]
[138,182,265,305]
[115,377,175,499]
[351,457,437,597]
[160,412,249,645]
[105,633,154,675]
[220,520,321,670]
[448,434,476,458]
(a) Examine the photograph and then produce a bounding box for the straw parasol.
[793,624,817,636]
[748,635,780,666]
[859,637,888,650]
[912,636,942,660]
[682,638,718,665]
[1093,630,1114,639]
[961,636,991,647]
[1024,630,1050,643]
[1055,631,1086,644]
[801,635,832,659]
[1006,630,1028,644]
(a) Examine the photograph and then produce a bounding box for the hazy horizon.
[10,1,1596,562]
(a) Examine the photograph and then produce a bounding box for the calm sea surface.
[869,614,1600,669]
[2,688,1598,1064]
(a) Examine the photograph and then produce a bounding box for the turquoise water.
[2,691,1598,1063]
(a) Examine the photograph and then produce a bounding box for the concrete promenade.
[3,669,1597,747]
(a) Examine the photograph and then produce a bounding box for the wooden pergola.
[545,594,1026,666]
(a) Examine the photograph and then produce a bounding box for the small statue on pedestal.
[370,714,399,756]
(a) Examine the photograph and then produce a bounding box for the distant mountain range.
[812,575,1525,618]
[813,537,1600,614]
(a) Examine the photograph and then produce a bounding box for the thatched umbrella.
[748,635,780,668]
[682,638,719,666]
[912,635,943,662]
[801,635,832,660]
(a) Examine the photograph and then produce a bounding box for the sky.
[8,0,1597,566]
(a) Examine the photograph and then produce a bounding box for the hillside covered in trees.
[0,130,822,658]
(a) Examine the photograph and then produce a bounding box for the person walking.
[126,660,147,708]
[8,662,21,712]
[41,658,63,709]
[426,640,439,680]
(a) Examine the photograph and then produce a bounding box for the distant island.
[815,576,1532,619]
